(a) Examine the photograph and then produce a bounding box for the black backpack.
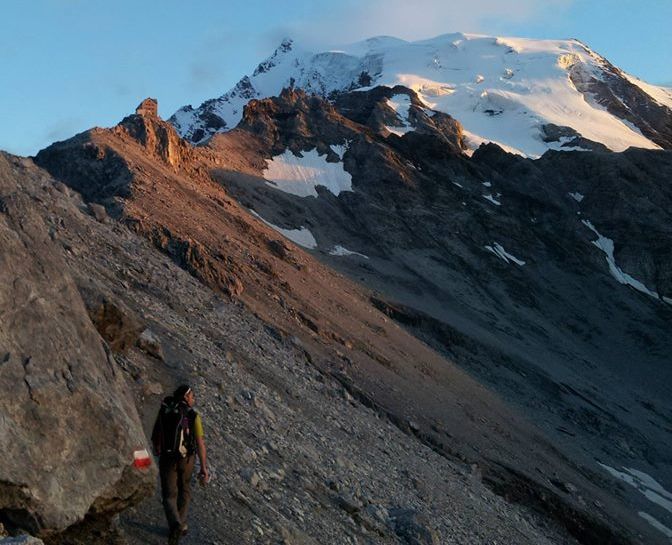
[151,396,197,458]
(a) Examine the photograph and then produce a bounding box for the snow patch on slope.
[638,512,672,540]
[263,146,353,198]
[250,210,317,249]
[599,462,672,540]
[582,220,668,303]
[485,243,525,265]
[329,245,369,259]
[483,194,501,206]
[622,74,672,110]
[385,94,413,135]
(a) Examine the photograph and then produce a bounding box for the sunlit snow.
[385,94,413,135]
[250,210,317,249]
[485,243,525,265]
[173,33,665,157]
[622,73,672,110]
[263,146,352,198]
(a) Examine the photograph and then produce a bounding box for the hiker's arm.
[197,437,208,479]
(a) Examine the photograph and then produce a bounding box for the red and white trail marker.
[133,449,152,469]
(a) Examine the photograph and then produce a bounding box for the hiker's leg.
[159,456,181,532]
[177,455,195,523]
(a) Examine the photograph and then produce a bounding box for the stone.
[0,155,155,536]
[278,524,318,545]
[268,239,291,260]
[239,468,261,487]
[77,282,144,353]
[136,329,165,361]
[88,203,108,222]
[141,381,164,397]
[336,493,363,514]
[388,509,439,545]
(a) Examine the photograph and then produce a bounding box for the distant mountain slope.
[170,33,672,156]
[200,87,672,543]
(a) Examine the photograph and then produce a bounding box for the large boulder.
[0,153,155,536]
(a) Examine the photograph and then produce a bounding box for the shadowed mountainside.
[27,95,672,543]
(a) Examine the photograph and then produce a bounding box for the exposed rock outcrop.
[77,281,144,353]
[0,153,155,537]
[567,46,672,149]
[541,123,609,152]
[117,98,194,168]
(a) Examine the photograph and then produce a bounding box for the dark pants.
[159,454,195,532]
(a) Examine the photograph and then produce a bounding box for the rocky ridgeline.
[2,94,670,545]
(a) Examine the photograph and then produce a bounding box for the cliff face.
[0,152,155,538]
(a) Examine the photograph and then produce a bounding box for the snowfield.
[384,93,413,135]
[262,145,352,198]
[172,33,667,157]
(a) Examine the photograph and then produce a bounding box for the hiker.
[151,385,209,545]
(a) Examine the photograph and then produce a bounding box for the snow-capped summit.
[170,33,672,157]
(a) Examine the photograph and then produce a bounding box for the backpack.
[151,396,197,458]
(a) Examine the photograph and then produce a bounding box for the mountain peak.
[278,37,293,52]
[171,33,672,154]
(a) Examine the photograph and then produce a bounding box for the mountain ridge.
[2,30,671,540]
[169,33,672,156]
[26,96,670,543]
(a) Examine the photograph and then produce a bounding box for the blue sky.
[1,0,670,156]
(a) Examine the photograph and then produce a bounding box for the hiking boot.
[181,523,189,536]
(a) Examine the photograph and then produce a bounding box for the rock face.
[0,153,155,537]
[34,98,194,205]
[117,99,193,168]
[566,45,672,149]
[135,98,158,117]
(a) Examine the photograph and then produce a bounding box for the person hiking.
[151,385,209,545]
